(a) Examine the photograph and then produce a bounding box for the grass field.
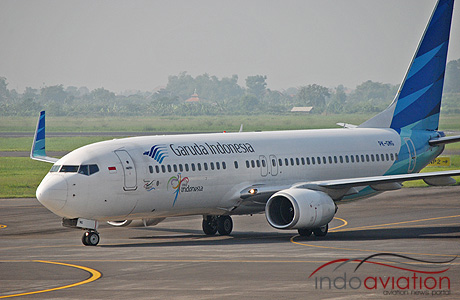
[1,113,459,133]
[1,113,460,198]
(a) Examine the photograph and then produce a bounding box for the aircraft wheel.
[313,224,328,237]
[202,216,218,235]
[82,231,100,246]
[217,215,233,235]
[298,228,312,237]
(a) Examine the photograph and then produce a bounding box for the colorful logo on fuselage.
[143,144,168,164]
[168,173,189,206]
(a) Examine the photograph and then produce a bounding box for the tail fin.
[31,111,58,163]
[360,0,454,131]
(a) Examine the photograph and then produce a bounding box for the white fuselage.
[36,128,403,221]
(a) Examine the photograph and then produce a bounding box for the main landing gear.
[202,215,233,236]
[298,224,328,237]
[82,230,100,246]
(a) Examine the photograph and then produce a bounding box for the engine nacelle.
[265,188,335,230]
[107,218,165,227]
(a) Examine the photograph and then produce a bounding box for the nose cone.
[36,175,68,213]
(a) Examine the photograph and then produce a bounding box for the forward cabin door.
[114,150,137,191]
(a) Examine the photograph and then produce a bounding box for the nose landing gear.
[82,230,100,246]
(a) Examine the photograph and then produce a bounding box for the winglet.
[30,111,58,163]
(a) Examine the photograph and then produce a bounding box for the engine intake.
[265,188,335,230]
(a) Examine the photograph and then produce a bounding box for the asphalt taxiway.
[0,186,459,299]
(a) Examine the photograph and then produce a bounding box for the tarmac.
[0,186,459,299]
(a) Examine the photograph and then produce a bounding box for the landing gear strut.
[202,215,233,236]
[82,230,100,246]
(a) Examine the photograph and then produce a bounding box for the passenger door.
[114,150,137,191]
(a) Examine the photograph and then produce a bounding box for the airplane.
[32,0,460,246]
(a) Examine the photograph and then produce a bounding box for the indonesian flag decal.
[108,166,117,173]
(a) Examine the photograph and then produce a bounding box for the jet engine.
[107,218,165,227]
[265,188,335,230]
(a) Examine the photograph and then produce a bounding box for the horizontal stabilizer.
[429,135,460,146]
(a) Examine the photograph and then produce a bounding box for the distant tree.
[327,85,347,113]
[245,75,267,99]
[296,84,330,110]
[239,94,259,112]
[40,85,68,103]
[0,77,9,102]
[445,58,460,93]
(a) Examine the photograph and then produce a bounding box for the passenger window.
[296,158,300,165]
[179,164,183,172]
[386,153,390,161]
[246,160,250,168]
[285,158,289,166]
[251,160,255,168]
[279,159,283,166]
[161,165,166,173]
[322,157,326,164]
[334,156,338,164]
[290,158,294,166]
[350,155,355,163]
[301,157,305,165]
[155,166,160,173]
[317,157,321,165]
[191,163,196,171]
[256,160,260,168]
[371,154,375,162]
[197,163,202,171]
[356,155,360,163]
[361,155,365,162]
[216,162,220,170]
[167,165,172,172]
[234,161,239,169]
[328,156,332,164]
[345,156,349,163]
[185,164,189,172]
[272,159,276,167]
[390,153,394,161]
[339,156,343,163]
[149,166,154,174]
[366,154,370,162]
[173,164,178,172]
[376,154,380,162]
[222,162,226,169]
[262,160,266,167]
[312,157,316,165]
[381,154,386,161]
[210,162,215,170]
[204,163,208,171]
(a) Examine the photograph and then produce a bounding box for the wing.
[240,170,460,202]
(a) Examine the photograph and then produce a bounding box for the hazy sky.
[1,0,459,93]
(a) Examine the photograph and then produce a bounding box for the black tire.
[202,217,217,235]
[217,216,233,235]
[82,233,89,246]
[83,231,100,246]
[313,224,328,237]
[298,228,312,237]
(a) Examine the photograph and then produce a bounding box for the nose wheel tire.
[82,231,100,246]
[217,216,233,235]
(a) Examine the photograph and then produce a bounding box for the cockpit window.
[78,164,99,176]
[60,165,79,172]
[50,165,61,172]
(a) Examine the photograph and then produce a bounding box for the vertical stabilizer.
[31,111,58,163]
[360,0,454,131]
